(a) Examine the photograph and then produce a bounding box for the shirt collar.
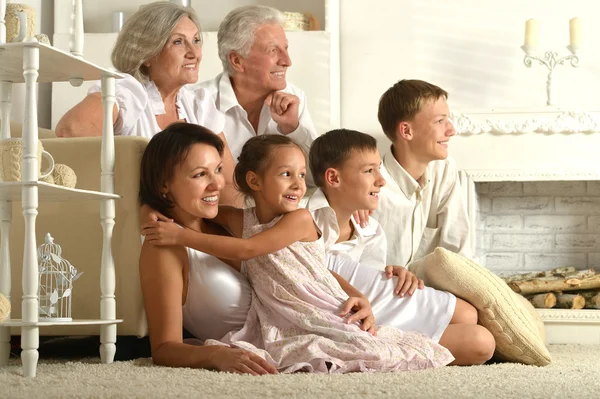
[217,72,243,113]
[307,188,372,241]
[144,79,186,120]
[382,145,430,199]
[306,188,332,212]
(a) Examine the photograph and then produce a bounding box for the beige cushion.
[6,119,56,139]
[408,247,551,366]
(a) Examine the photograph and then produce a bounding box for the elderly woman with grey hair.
[197,5,318,168]
[55,1,238,203]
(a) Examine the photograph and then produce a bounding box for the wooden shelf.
[0,319,123,327]
[0,181,120,202]
[0,41,122,83]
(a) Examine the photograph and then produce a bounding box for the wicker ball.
[52,164,77,188]
[35,34,51,45]
[39,172,55,184]
[0,293,10,322]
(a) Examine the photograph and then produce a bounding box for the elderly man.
[197,5,318,165]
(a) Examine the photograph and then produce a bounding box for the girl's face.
[253,145,307,215]
[165,143,224,224]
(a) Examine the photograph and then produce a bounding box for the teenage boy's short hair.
[309,128,378,188]
[378,79,448,141]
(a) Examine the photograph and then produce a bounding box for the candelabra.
[521,45,580,106]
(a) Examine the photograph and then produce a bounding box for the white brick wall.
[475,181,600,274]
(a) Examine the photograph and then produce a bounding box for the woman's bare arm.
[139,242,276,373]
[139,242,217,368]
[55,92,118,137]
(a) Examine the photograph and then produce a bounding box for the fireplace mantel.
[451,108,600,181]
[452,108,600,135]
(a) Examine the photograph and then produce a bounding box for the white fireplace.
[452,108,600,345]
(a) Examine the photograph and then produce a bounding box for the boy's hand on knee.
[352,209,374,229]
[140,203,172,226]
[384,266,425,297]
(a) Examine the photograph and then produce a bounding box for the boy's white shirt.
[374,147,471,267]
[306,188,388,271]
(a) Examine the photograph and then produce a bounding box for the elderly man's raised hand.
[265,91,300,134]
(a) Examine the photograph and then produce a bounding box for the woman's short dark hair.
[309,129,378,188]
[140,122,224,217]
[234,134,303,196]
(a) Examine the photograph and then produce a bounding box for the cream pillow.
[408,247,551,366]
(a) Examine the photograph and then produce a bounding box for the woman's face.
[148,17,202,90]
[165,143,224,223]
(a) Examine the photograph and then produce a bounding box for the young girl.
[142,135,454,373]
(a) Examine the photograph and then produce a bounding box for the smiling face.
[252,145,306,216]
[235,23,291,93]
[331,149,386,212]
[165,143,224,222]
[405,96,456,162]
[147,17,202,90]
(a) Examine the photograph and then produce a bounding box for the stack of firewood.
[501,267,600,309]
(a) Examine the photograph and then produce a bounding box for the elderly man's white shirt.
[89,74,225,138]
[196,72,318,161]
[374,148,471,267]
[307,189,388,271]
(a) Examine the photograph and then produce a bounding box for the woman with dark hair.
[139,122,277,375]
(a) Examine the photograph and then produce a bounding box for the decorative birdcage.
[37,233,83,321]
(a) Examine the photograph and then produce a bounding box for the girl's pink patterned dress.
[204,208,454,373]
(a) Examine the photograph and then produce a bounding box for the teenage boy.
[375,80,471,267]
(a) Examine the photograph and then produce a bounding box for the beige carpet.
[1,344,599,398]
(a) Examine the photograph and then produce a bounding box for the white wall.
[54,0,325,34]
[340,0,600,148]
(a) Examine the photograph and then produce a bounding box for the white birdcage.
[37,233,83,321]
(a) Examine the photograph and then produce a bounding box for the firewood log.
[501,267,582,283]
[508,271,600,295]
[555,293,585,309]
[577,291,600,309]
[527,292,557,308]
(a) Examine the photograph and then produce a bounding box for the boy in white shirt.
[375,80,471,267]
[307,128,420,295]
[307,128,495,365]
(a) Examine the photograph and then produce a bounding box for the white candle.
[524,18,539,48]
[569,17,582,46]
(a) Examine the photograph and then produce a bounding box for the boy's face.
[403,96,455,162]
[334,149,386,212]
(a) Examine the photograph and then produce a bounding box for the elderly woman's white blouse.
[88,74,225,138]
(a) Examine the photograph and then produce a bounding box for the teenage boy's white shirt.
[374,147,471,267]
[196,72,318,161]
[307,188,388,271]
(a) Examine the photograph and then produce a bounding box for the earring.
[161,193,167,199]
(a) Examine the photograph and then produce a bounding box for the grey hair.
[111,1,202,82]
[217,5,284,75]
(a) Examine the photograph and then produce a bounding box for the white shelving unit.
[0,0,122,377]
